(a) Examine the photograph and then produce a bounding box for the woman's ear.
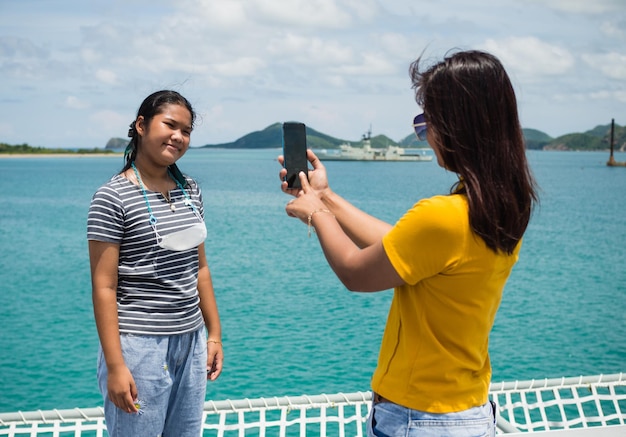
[135,116,146,137]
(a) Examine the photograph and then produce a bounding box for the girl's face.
[135,103,192,166]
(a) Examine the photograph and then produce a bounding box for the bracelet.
[307,208,334,238]
[207,340,222,345]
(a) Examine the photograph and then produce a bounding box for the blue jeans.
[367,397,496,437]
[97,329,207,437]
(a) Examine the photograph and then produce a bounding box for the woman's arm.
[319,189,392,248]
[285,172,405,292]
[314,211,404,292]
[89,240,138,413]
[196,243,223,381]
[280,150,391,248]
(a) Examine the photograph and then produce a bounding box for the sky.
[1,0,625,149]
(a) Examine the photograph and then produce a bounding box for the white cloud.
[329,52,397,76]
[0,36,49,79]
[0,122,14,137]
[482,37,575,80]
[213,57,267,76]
[615,90,626,102]
[587,88,626,104]
[65,96,89,110]
[266,33,354,66]
[89,110,128,136]
[176,0,353,32]
[0,0,624,147]
[531,0,625,14]
[340,0,382,21]
[0,36,46,58]
[250,0,353,28]
[601,20,626,39]
[95,69,118,85]
[378,33,415,60]
[190,0,248,29]
[582,52,626,80]
[80,48,101,64]
[324,75,346,87]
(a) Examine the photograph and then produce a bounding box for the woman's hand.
[285,171,327,224]
[279,149,330,198]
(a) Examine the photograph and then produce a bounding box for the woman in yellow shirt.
[280,50,537,436]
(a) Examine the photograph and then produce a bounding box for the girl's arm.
[89,240,138,413]
[196,243,223,381]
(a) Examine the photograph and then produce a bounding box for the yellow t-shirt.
[374,194,520,413]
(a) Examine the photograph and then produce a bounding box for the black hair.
[410,50,538,254]
[122,90,196,186]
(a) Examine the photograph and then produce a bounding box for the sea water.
[0,149,624,413]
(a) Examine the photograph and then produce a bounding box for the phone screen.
[282,122,308,189]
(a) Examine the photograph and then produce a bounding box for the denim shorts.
[367,396,496,437]
[97,329,207,437]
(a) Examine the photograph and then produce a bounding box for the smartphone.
[282,122,308,189]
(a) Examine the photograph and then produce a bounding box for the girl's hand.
[107,364,139,413]
[206,341,223,381]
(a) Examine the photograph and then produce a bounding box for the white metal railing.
[0,373,624,436]
[490,373,626,433]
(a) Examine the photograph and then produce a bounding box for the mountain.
[200,123,422,149]
[399,133,428,147]
[199,121,625,152]
[544,123,625,151]
[523,128,553,150]
[105,137,129,151]
[543,133,600,151]
[400,127,554,149]
[201,123,340,149]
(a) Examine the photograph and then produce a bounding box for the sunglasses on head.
[413,113,427,141]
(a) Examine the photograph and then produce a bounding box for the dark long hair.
[410,50,538,254]
[122,90,196,186]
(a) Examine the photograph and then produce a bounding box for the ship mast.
[362,124,372,141]
[607,118,626,167]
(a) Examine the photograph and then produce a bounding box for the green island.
[0,142,117,155]
[2,121,624,154]
[196,122,625,151]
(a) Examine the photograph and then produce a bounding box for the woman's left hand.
[285,171,326,224]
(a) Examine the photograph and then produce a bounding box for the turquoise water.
[0,149,624,413]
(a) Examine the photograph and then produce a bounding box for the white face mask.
[156,222,207,251]
[131,162,206,252]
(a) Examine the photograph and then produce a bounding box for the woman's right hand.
[107,364,139,413]
[279,149,330,198]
